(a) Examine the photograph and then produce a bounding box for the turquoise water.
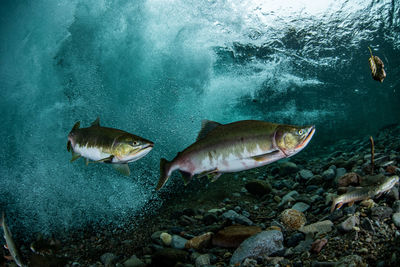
[0,0,399,237]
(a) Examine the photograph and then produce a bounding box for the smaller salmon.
[330,187,375,212]
[0,213,26,267]
[331,175,399,212]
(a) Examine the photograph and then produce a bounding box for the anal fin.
[179,170,193,185]
[112,164,130,176]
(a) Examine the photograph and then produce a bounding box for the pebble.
[212,225,262,248]
[279,191,299,206]
[280,209,306,230]
[371,206,393,219]
[195,254,210,267]
[100,253,117,267]
[151,248,188,267]
[299,169,314,180]
[339,215,360,232]
[286,233,305,247]
[123,255,146,267]
[279,161,299,175]
[245,180,272,195]
[392,200,400,213]
[202,213,218,225]
[292,202,310,213]
[230,230,284,265]
[185,232,213,250]
[221,210,253,225]
[392,212,400,227]
[160,232,172,246]
[322,168,335,180]
[311,238,328,254]
[171,235,188,249]
[299,220,334,236]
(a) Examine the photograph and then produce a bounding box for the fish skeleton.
[1,213,26,267]
[156,120,315,190]
[67,118,154,175]
[331,175,399,212]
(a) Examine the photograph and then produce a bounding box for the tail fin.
[156,158,172,190]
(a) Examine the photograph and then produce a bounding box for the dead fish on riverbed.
[157,120,315,190]
[368,46,386,82]
[331,175,399,212]
[1,213,26,267]
[67,118,154,176]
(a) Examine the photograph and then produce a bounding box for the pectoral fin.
[112,164,130,176]
[70,152,81,162]
[198,168,218,179]
[251,150,280,162]
[348,201,355,207]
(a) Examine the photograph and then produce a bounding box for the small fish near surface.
[368,46,386,82]
[156,119,315,190]
[67,118,154,176]
[1,213,26,267]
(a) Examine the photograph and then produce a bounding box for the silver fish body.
[157,120,315,190]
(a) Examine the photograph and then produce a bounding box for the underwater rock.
[322,167,336,180]
[185,232,213,250]
[280,208,306,230]
[101,253,118,267]
[279,191,299,206]
[171,235,188,249]
[221,210,253,225]
[279,161,299,176]
[299,220,334,236]
[160,232,172,246]
[29,254,69,267]
[392,200,400,213]
[202,212,218,225]
[229,230,283,265]
[336,168,347,179]
[151,231,164,245]
[151,248,188,267]
[291,202,310,213]
[195,254,211,267]
[392,213,400,228]
[123,255,146,267]
[245,180,272,196]
[336,254,366,267]
[298,169,314,181]
[339,215,360,232]
[212,225,262,248]
[371,206,393,219]
[337,172,361,187]
[286,232,305,247]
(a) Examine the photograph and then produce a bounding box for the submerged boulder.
[212,225,262,248]
[230,230,283,265]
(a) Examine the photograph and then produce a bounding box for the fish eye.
[133,141,139,146]
[298,129,304,135]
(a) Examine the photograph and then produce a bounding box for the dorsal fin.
[91,117,100,127]
[196,120,222,141]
